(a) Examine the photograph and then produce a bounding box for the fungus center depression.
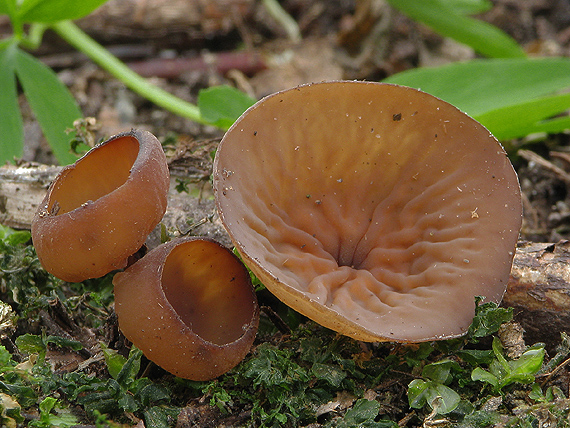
[161,241,256,346]
[47,136,139,215]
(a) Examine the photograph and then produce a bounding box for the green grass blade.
[386,0,525,58]
[476,93,570,140]
[383,58,570,117]
[18,0,109,23]
[0,43,24,164]
[14,48,81,165]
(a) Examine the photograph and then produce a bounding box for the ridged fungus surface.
[213,81,522,343]
[113,237,259,380]
[32,130,169,282]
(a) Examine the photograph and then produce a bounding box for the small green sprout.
[408,360,462,415]
[471,337,545,393]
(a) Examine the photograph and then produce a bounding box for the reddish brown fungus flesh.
[113,237,259,381]
[46,136,138,215]
[213,81,522,343]
[32,130,169,282]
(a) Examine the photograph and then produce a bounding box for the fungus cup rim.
[213,80,522,343]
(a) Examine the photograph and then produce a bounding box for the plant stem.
[51,21,209,126]
[262,0,301,43]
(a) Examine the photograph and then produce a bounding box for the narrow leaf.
[18,0,109,23]
[386,0,525,58]
[0,43,24,164]
[116,347,143,387]
[0,0,17,17]
[476,92,570,140]
[439,0,493,15]
[384,58,570,118]
[14,49,81,165]
[46,335,83,351]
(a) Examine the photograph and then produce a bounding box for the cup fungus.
[32,130,169,282]
[213,81,522,343]
[113,237,259,380]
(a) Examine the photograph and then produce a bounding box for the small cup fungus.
[113,237,259,381]
[32,130,169,282]
[213,81,522,343]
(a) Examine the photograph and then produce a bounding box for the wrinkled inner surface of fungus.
[48,136,138,215]
[214,81,522,342]
[161,240,256,345]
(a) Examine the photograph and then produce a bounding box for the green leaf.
[422,360,460,385]
[117,392,138,413]
[471,367,499,388]
[101,343,127,380]
[15,333,45,356]
[438,0,492,15]
[509,344,545,377]
[383,57,570,118]
[311,362,346,387]
[38,396,57,414]
[476,92,570,140]
[341,399,381,426]
[0,345,15,369]
[0,381,37,407]
[408,379,460,414]
[0,0,17,17]
[0,224,31,246]
[14,48,81,165]
[31,397,79,428]
[440,0,493,15]
[46,335,83,352]
[386,0,525,58]
[198,85,256,130]
[116,347,143,388]
[0,43,24,164]
[143,406,181,428]
[134,381,171,407]
[467,298,512,339]
[18,0,109,23]
[456,349,494,366]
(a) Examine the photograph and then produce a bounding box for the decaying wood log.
[0,164,61,230]
[76,0,254,43]
[1,163,569,349]
[506,241,570,351]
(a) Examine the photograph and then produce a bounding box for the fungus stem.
[50,21,209,126]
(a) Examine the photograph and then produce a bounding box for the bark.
[506,241,570,351]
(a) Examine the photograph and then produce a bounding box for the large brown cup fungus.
[113,237,259,380]
[32,130,169,282]
[213,81,522,343]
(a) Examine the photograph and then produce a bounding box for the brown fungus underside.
[213,81,522,343]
